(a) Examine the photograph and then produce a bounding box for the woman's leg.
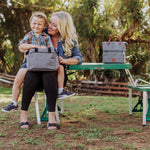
[20,71,41,127]
[21,71,41,111]
[20,110,28,128]
[42,71,58,129]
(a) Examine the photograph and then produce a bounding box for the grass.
[0,86,12,94]
[0,85,150,150]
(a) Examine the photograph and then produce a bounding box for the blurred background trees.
[0,0,150,81]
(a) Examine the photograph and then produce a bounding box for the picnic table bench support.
[40,101,62,122]
[143,91,147,126]
[128,86,150,126]
[146,98,150,121]
[132,96,143,112]
[129,88,132,115]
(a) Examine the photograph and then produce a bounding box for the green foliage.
[0,0,150,80]
[0,0,62,74]
[71,0,112,63]
[119,0,143,25]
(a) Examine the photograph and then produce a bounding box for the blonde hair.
[30,11,47,26]
[52,11,78,56]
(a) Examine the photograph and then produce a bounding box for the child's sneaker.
[1,102,18,112]
[57,89,75,99]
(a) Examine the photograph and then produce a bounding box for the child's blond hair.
[30,11,47,26]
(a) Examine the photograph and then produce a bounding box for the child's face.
[30,16,46,35]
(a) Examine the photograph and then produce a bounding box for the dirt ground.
[1,96,150,150]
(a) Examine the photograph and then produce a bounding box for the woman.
[19,11,83,129]
[46,11,82,99]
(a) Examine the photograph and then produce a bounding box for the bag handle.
[26,47,59,54]
[107,34,122,46]
[48,47,60,57]
[34,47,52,53]
[35,47,38,52]
[48,47,51,53]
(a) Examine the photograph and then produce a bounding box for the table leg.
[34,93,41,125]
[143,91,148,126]
[129,88,132,115]
[125,69,136,87]
[55,104,60,124]
[60,99,64,114]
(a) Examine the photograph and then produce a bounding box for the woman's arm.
[60,46,83,65]
[71,46,83,65]
[59,56,79,65]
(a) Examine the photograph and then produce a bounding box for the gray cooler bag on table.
[26,47,59,71]
[102,35,128,64]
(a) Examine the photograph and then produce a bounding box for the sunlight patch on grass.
[64,95,137,115]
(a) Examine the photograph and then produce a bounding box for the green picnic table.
[40,63,133,123]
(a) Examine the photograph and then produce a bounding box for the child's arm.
[19,43,47,53]
[19,43,35,52]
[18,31,48,53]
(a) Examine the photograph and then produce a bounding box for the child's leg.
[1,68,27,112]
[57,65,75,99]
[57,65,64,93]
[12,68,28,104]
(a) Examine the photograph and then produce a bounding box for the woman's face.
[48,15,59,36]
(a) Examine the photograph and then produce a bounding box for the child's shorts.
[20,62,27,68]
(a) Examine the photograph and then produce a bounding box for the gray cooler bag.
[26,47,59,71]
[102,35,128,64]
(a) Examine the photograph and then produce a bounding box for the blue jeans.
[20,62,27,69]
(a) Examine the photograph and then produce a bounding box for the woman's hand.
[59,56,67,64]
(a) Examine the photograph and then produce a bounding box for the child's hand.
[34,45,47,48]
[40,45,47,48]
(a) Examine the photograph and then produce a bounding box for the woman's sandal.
[47,123,60,130]
[19,122,30,129]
